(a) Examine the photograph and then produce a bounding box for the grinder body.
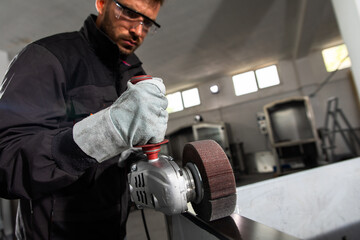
[128,155,198,215]
[127,140,236,222]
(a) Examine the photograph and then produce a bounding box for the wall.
[0,49,9,78]
[167,50,360,156]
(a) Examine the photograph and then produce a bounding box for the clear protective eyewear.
[112,0,161,35]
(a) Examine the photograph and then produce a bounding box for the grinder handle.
[129,75,154,84]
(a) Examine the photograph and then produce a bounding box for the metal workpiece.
[128,155,198,215]
[168,213,300,240]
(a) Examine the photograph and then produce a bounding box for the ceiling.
[0,0,342,93]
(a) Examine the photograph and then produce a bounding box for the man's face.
[96,0,161,56]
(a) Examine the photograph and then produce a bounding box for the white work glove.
[73,77,168,163]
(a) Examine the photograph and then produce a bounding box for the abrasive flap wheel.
[183,140,236,221]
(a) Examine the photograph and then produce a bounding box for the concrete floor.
[235,172,275,187]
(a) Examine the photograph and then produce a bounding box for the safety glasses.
[112,0,161,35]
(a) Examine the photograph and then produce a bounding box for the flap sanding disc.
[183,140,236,221]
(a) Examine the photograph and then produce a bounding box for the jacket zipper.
[49,196,55,240]
[29,200,34,239]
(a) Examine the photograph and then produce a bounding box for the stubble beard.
[99,11,135,57]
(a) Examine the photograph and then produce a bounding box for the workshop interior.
[1,0,360,239]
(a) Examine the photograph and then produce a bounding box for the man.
[0,0,167,239]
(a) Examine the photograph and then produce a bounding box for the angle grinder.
[127,76,236,221]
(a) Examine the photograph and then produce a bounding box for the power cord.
[141,209,151,240]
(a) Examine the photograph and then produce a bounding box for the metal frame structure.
[320,97,360,162]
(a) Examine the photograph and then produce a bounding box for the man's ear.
[95,0,106,14]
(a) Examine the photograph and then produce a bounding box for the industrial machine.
[264,96,320,173]
[165,121,234,168]
[127,75,237,222]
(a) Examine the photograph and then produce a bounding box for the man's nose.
[130,22,144,37]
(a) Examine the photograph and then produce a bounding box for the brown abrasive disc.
[182,140,236,221]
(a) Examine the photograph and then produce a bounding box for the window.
[166,92,183,113]
[232,71,258,96]
[182,88,200,108]
[322,44,351,72]
[255,65,280,89]
[232,65,280,96]
[166,87,200,113]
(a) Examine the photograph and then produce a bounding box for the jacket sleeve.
[0,44,97,200]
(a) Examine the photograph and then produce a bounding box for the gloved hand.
[73,77,168,163]
[118,147,146,167]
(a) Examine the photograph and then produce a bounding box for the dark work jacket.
[0,15,146,239]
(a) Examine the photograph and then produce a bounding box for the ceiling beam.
[292,0,308,59]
